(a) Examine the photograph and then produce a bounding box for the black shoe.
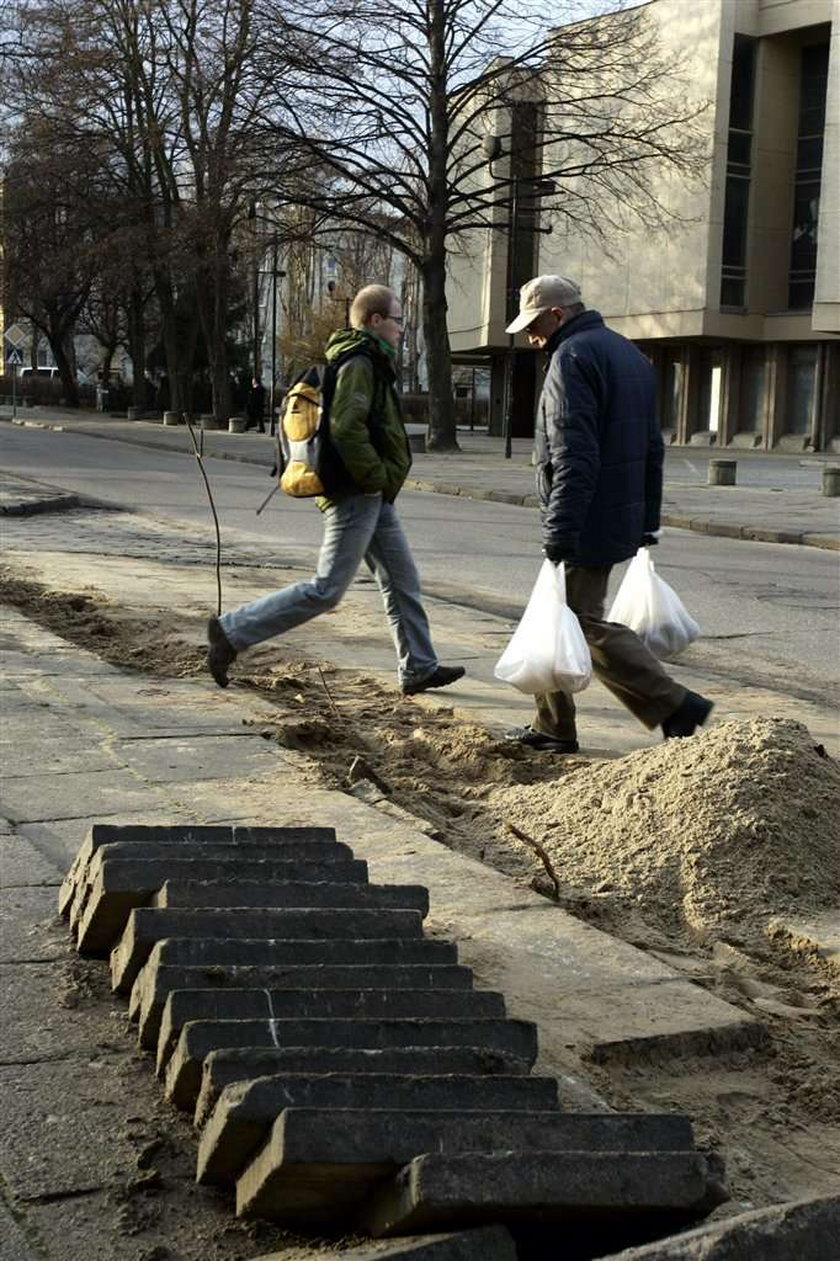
[661,690,713,739]
[402,665,465,696]
[505,726,579,754]
[207,615,237,688]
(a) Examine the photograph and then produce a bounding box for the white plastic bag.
[607,548,700,659]
[494,561,592,695]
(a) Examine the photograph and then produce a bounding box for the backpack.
[276,348,386,498]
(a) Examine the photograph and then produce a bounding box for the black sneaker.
[505,726,579,754]
[206,616,237,688]
[661,690,713,739]
[402,665,465,696]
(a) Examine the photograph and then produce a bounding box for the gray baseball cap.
[505,275,583,334]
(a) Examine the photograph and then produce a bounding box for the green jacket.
[318,328,411,507]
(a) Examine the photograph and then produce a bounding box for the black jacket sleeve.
[643,412,664,535]
[541,348,601,554]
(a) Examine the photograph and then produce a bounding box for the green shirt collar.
[365,330,398,359]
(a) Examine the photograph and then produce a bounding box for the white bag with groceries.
[494,560,592,695]
[607,547,700,659]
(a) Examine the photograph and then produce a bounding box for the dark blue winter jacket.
[534,308,663,567]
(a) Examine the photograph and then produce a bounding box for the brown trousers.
[534,564,685,741]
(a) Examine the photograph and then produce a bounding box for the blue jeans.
[220,494,439,688]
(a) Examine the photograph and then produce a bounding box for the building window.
[720,35,755,309]
[739,346,765,432]
[509,101,540,314]
[785,345,817,434]
[662,354,683,430]
[698,348,723,435]
[788,42,829,310]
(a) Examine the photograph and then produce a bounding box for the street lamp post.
[327,281,351,329]
[248,202,286,435]
[268,239,278,435]
[252,255,261,382]
[483,136,555,458]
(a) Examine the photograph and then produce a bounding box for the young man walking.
[206,284,465,697]
[504,275,712,753]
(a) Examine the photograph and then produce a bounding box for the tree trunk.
[424,0,458,453]
[155,271,195,414]
[422,248,458,450]
[48,330,79,407]
[156,273,182,412]
[209,255,231,422]
[128,286,147,408]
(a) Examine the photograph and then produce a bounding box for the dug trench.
[1,544,839,1229]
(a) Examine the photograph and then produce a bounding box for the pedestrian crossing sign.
[5,347,24,367]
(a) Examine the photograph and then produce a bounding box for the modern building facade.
[447,0,840,451]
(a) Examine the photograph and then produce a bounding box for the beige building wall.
[537,0,838,342]
[446,0,839,447]
[534,0,726,342]
[447,103,527,355]
[756,0,835,36]
[813,2,840,331]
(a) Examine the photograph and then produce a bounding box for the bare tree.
[4,0,295,418]
[2,136,98,404]
[254,0,706,449]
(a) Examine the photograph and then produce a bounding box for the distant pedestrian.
[206,284,465,696]
[245,377,266,432]
[504,275,712,753]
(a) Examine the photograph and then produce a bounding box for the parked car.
[20,366,60,379]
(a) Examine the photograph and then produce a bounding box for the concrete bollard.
[200,413,220,431]
[163,410,183,426]
[408,432,427,454]
[228,415,247,433]
[708,459,737,486]
[127,406,143,421]
[822,465,840,497]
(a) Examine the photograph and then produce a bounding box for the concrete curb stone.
[64,840,357,919]
[196,1073,562,1186]
[72,857,372,950]
[163,1017,538,1108]
[194,1045,534,1128]
[118,931,459,1000]
[233,1109,701,1223]
[154,988,510,1073]
[132,960,476,1049]
[111,905,418,991]
[150,878,431,918]
[360,1150,712,1236]
[597,1190,840,1259]
[59,823,339,915]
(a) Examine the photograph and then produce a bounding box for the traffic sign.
[3,323,28,349]
[5,346,24,367]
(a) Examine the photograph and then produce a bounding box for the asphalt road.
[1,424,838,706]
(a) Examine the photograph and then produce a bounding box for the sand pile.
[488,717,840,942]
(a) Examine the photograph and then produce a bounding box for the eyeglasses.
[382,313,404,325]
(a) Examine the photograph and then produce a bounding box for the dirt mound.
[489,718,840,943]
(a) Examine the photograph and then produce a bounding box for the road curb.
[1,492,82,517]
[3,415,836,551]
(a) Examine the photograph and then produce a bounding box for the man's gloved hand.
[543,541,574,564]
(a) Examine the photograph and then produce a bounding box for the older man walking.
[207,284,465,697]
[504,275,712,753]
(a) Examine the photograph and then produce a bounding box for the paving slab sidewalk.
[0,559,808,1259]
[3,408,839,549]
[2,473,837,760]
[1,606,763,1077]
